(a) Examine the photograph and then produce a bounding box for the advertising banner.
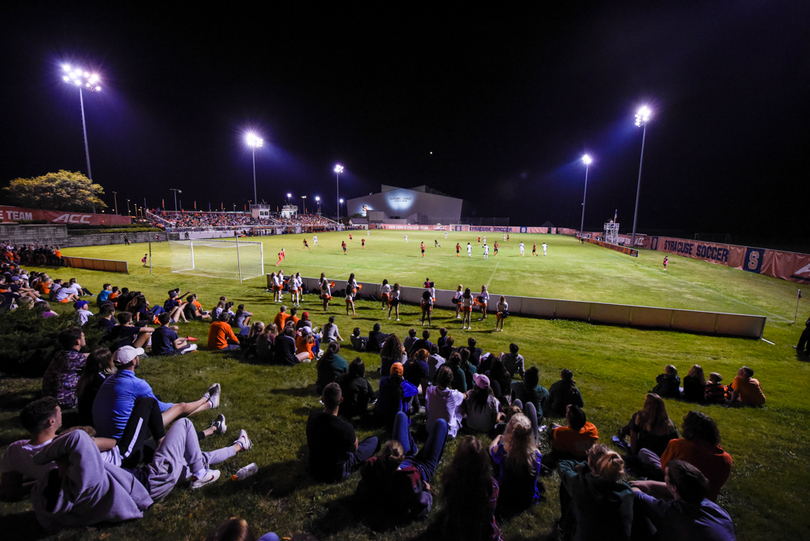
[0,206,131,226]
[761,250,810,284]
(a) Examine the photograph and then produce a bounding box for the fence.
[271,277,766,339]
[63,256,129,273]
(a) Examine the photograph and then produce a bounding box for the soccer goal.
[169,239,264,282]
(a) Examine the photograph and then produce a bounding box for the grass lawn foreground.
[1,230,808,540]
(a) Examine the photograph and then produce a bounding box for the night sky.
[1,1,808,243]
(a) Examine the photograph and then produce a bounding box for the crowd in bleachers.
[149,209,339,232]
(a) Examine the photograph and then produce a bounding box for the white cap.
[113,345,145,365]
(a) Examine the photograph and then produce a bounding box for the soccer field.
[1,231,807,540]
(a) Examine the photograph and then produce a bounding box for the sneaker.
[206,383,221,409]
[234,429,252,451]
[191,469,221,489]
[209,414,227,435]
[396,318,400,321]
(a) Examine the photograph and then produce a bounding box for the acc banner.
[0,205,132,226]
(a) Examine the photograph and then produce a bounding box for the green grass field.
[1,230,808,541]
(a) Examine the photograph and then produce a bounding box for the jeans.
[393,411,448,483]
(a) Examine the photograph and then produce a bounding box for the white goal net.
[169,239,264,282]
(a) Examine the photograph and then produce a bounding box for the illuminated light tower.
[631,106,652,248]
[315,195,321,215]
[579,154,593,239]
[61,64,101,182]
[334,164,344,221]
[170,188,182,212]
[245,132,263,204]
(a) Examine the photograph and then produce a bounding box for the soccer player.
[532,242,537,256]
[483,244,489,259]
[663,256,668,270]
[467,243,472,258]
[445,231,448,239]
[342,241,347,255]
[142,254,148,267]
[404,234,408,243]
[519,242,525,256]
[494,241,499,256]
[421,242,426,257]
[434,238,441,248]
[542,242,548,256]
[503,233,506,241]
[276,248,285,266]
[313,235,318,246]
[349,233,353,241]
[478,236,481,245]
[507,233,510,241]
[483,235,487,245]
[303,239,310,251]
[456,242,461,257]
[361,238,365,248]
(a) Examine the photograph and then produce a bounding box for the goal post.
[169,239,264,282]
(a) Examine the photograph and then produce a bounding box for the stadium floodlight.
[631,106,652,247]
[61,63,101,209]
[334,164,344,221]
[315,195,321,215]
[245,132,263,204]
[579,154,593,239]
[301,195,307,214]
[170,188,182,212]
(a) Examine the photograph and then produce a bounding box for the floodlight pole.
[631,106,651,248]
[334,164,344,222]
[78,87,93,181]
[579,155,592,239]
[170,188,181,212]
[112,191,118,215]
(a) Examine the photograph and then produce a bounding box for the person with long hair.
[494,296,508,332]
[487,356,513,406]
[432,436,502,541]
[388,283,401,321]
[426,365,465,438]
[682,364,706,403]
[380,333,407,377]
[461,287,473,329]
[256,323,277,364]
[380,278,391,310]
[453,284,463,319]
[320,276,332,311]
[316,342,348,395]
[465,374,503,434]
[489,413,543,516]
[617,393,679,464]
[337,358,376,418]
[345,273,357,315]
[446,351,467,393]
[421,289,433,326]
[76,347,116,427]
[558,446,634,541]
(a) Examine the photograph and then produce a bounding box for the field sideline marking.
[486,261,501,288]
[606,252,791,322]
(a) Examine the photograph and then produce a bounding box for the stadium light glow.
[631,106,653,247]
[579,154,593,239]
[334,164,344,222]
[245,132,263,204]
[315,195,321,215]
[60,62,101,192]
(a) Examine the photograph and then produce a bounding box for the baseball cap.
[113,346,145,365]
[473,373,491,389]
[73,300,89,309]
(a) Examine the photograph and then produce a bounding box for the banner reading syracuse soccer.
[0,205,132,226]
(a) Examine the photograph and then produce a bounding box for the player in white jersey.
[467,243,472,257]
[404,234,408,243]
[542,242,548,256]
[483,244,489,259]
[380,279,391,310]
[519,242,525,256]
[444,231,448,239]
[313,235,318,246]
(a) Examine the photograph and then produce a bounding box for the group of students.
[3,324,257,533]
[651,363,767,407]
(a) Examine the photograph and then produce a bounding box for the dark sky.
[1,1,808,241]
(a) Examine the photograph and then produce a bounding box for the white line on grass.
[486,261,501,288]
[605,252,791,322]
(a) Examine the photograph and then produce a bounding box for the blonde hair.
[502,413,537,476]
[595,451,625,483]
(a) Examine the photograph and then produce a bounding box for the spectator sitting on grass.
[73,300,94,326]
[511,366,548,423]
[489,413,544,517]
[704,372,729,404]
[337,358,376,419]
[682,364,706,403]
[374,362,418,430]
[545,368,584,417]
[306,382,379,483]
[184,294,211,321]
[501,343,525,379]
[350,327,367,351]
[464,373,503,434]
[41,327,88,410]
[90,302,117,335]
[544,404,599,468]
[108,311,154,351]
[368,322,389,352]
[630,411,733,502]
[274,324,299,365]
[615,393,679,475]
[152,313,197,356]
[402,328,418,354]
[729,366,766,407]
[632,459,737,541]
[322,315,343,343]
[92,346,221,441]
[76,348,116,427]
[652,364,681,399]
[426,365,465,439]
[316,342,348,395]
[208,312,241,351]
[380,332,406,377]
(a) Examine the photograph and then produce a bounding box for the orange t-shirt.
[552,422,599,458]
[295,335,315,359]
[274,312,290,330]
[207,321,239,350]
[660,438,732,501]
[731,376,766,406]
